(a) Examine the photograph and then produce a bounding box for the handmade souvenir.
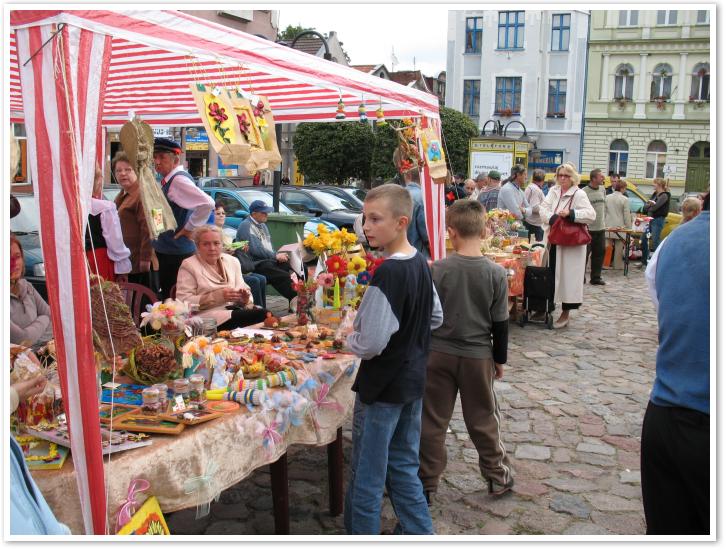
[16,435,69,471]
[88,275,142,359]
[419,126,448,183]
[114,414,186,435]
[228,91,281,172]
[141,387,162,416]
[100,403,140,425]
[159,407,223,426]
[117,495,170,535]
[126,336,181,385]
[151,383,169,412]
[172,378,191,407]
[26,423,153,455]
[188,374,206,406]
[120,117,177,239]
[206,400,240,414]
[102,383,146,406]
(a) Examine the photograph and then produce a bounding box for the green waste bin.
[266,213,308,250]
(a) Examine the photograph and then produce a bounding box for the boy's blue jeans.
[344,394,434,535]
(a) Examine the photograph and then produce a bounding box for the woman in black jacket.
[641,178,671,265]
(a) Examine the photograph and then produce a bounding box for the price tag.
[172,395,186,413]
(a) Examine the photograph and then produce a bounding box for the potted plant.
[501,107,513,117]
[614,97,629,109]
[653,96,668,110]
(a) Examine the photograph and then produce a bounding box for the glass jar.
[141,387,161,415]
[189,374,206,405]
[173,378,190,406]
[152,383,169,413]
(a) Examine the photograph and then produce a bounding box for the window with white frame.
[551,14,570,51]
[547,79,567,116]
[650,63,673,100]
[690,63,710,101]
[696,10,709,24]
[608,139,629,177]
[618,10,639,26]
[463,79,481,117]
[646,140,667,179]
[495,77,522,113]
[614,64,635,100]
[465,17,483,54]
[497,11,525,50]
[656,10,678,25]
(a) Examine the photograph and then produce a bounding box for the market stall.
[10,9,446,535]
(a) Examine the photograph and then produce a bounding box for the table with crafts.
[31,320,359,535]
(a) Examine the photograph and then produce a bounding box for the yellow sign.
[293,158,304,186]
[186,142,209,151]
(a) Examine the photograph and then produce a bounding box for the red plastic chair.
[117,282,159,328]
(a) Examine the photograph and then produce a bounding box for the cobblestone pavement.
[166,267,657,536]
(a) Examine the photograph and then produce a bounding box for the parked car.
[543,173,681,240]
[305,185,365,211]
[280,187,359,230]
[201,187,337,237]
[9,193,47,300]
[196,177,238,188]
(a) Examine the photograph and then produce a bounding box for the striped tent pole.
[16,23,111,535]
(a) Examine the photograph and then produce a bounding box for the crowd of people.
[9,133,710,535]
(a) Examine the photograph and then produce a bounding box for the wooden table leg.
[327,427,344,516]
[624,233,630,276]
[270,453,289,535]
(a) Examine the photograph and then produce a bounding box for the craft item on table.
[255,418,284,459]
[140,300,190,333]
[188,374,207,406]
[267,390,309,433]
[141,387,162,416]
[419,126,448,183]
[15,435,68,470]
[159,404,223,425]
[11,346,62,430]
[102,383,146,406]
[26,423,152,455]
[120,117,177,239]
[151,383,169,412]
[88,274,143,360]
[183,459,221,520]
[125,336,180,386]
[265,368,297,388]
[228,327,275,340]
[263,311,281,328]
[172,378,191,409]
[189,83,251,167]
[116,479,169,535]
[223,389,268,409]
[100,403,140,425]
[181,336,238,390]
[290,272,318,325]
[206,400,240,414]
[113,413,186,435]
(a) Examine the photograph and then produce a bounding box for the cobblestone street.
[166,267,658,536]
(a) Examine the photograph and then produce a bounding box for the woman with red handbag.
[539,163,596,328]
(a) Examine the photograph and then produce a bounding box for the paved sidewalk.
[166,268,657,535]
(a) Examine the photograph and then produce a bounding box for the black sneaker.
[488,478,514,496]
[590,279,606,285]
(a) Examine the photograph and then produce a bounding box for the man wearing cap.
[497,165,535,221]
[235,201,297,301]
[477,170,502,213]
[152,137,215,299]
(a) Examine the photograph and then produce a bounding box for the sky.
[278,5,449,77]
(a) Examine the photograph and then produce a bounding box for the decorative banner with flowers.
[189,83,251,166]
[228,91,282,172]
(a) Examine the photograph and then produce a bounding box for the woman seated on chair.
[176,225,268,330]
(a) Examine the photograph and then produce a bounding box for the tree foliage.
[369,123,399,181]
[440,106,479,177]
[277,25,314,41]
[294,122,375,184]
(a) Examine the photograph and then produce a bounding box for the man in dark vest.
[152,138,214,299]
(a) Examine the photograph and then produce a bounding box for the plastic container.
[141,387,161,415]
[173,378,190,406]
[152,383,169,412]
[189,374,207,405]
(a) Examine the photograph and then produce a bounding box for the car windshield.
[347,188,368,202]
[238,191,294,214]
[310,190,354,211]
[623,190,645,213]
[10,196,39,234]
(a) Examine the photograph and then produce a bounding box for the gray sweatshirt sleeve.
[346,286,399,360]
[431,284,443,330]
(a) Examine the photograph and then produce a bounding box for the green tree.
[369,123,398,181]
[277,24,314,41]
[294,122,375,184]
[440,106,479,177]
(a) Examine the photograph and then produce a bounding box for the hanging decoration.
[419,125,448,183]
[375,102,386,127]
[335,93,346,120]
[358,95,367,122]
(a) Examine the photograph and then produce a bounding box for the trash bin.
[266,213,308,250]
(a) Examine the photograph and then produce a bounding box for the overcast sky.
[278,5,449,77]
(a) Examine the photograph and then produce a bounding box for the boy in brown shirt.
[419,199,514,500]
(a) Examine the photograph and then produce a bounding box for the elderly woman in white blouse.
[176,225,267,330]
[539,163,596,328]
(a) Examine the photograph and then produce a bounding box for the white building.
[446,9,590,172]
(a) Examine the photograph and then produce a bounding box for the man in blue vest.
[152,138,214,299]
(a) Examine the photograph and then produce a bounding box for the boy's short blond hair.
[365,183,413,220]
[446,199,484,238]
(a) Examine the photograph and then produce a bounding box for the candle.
[333,276,340,309]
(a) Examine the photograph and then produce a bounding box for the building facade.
[581,10,711,194]
[446,9,590,172]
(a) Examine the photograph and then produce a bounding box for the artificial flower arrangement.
[140,300,190,332]
[486,209,523,240]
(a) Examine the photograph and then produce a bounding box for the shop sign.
[185,127,209,151]
[152,127,172,138]
[530,149,563,169]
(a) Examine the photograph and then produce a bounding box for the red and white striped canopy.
[10,9,440,126]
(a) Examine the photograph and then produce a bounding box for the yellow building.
[581,10,711,194]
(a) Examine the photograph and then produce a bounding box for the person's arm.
[520,188,533,218]
[538,188,558,227]
[570,190,596,225]
[228,256,254,308]
[431,284,443,330]
[98,204,132,274]
[491,268,509,365]
[10,316,50,348]
[165,175,215,231]
[650,193,669,214]
[136,198,153,270]
[346,285,399,360]
[623,197,633,228]
[644,240,662,309]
